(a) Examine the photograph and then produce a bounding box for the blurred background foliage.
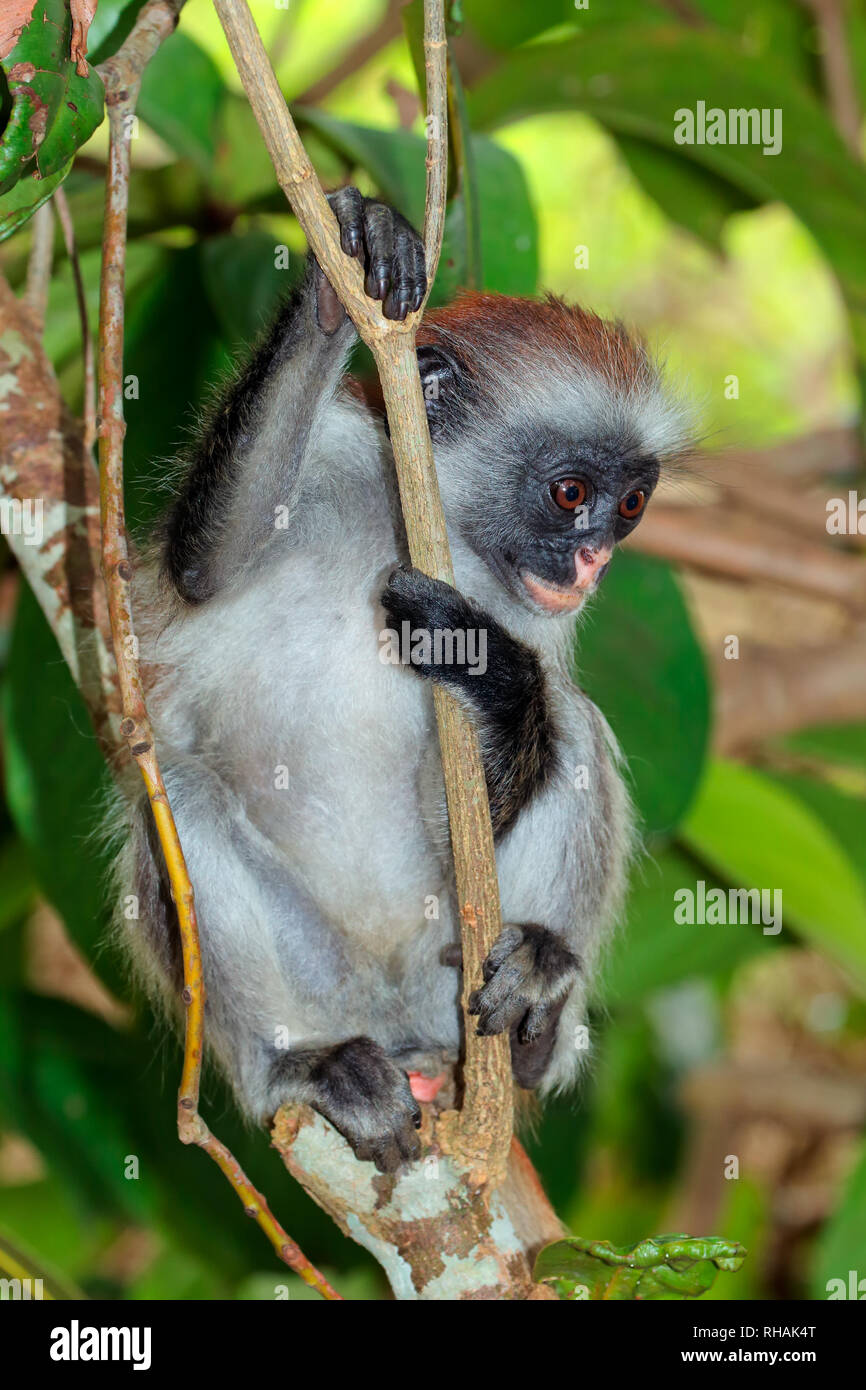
[1,0,865,1300]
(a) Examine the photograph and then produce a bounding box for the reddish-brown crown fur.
[417,291,652,391]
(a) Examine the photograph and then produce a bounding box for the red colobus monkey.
[119,190,692,1172]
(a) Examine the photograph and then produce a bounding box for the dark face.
[417,343,661,616]
[462,424,660,616]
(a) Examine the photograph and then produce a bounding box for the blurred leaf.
[616,135,754,249]
[605,847,772,1007]
[0,0,103,197]
[87,0,147,65]
[773,720,866,779]
[763,769,866,895]
[200,231,302,348]
[681,760,866,991]
[812,1138,866,1298]
[294,106,427,226]
[0,836,37,934]
[463,0,577,50]
[0,1224,84,1299]
[3,584,120,993]
[468,25,866,365]
[0,158,71,241]
[534,1232,746,1300]
[577,551,710,838]
[138,30,225,173]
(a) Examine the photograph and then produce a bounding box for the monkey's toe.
[311,1036,422,1173]
[470,923,579,1041]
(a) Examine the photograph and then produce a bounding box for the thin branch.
[802,0,863,158]
[25,199,54,330]
[54,185,96,450]
[213,0,512,1185]
[293,0,405,107]
[94,0,340,1299]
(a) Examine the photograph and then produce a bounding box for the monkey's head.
[416,293,693,616]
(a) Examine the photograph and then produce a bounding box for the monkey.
[118,188,692,1173]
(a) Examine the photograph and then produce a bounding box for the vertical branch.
[94,0,341,1299]
[54,186,96,450]
[803,0,863,157]
[24,199,54,329]
[213,0,512,1185]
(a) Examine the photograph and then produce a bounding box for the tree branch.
[89,0,341,1300]
[212,0,512,1190]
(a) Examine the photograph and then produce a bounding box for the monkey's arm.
[163,191,426,604]
[381,566,557,838]
[380,566,629,1092]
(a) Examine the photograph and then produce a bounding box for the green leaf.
[0,0,104,197]
[605,848,772,1007]
[200,231,302,349]
[812,1138,866,1299]
[468,25,866,365]
[680,760,866,992]
[534,1233,746,1300]
[138,30,225,173]
[3,584,121,994]
[86,0,148,66]
[616,135,754,250]
[0,156,69,241]
[577,551,710,838]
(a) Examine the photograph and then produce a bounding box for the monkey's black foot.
[470,924,579,1045]
[328,187,426,321]
[310,1037,422,1173]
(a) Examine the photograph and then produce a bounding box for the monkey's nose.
[574,544,613,590]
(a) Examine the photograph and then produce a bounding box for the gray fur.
[114,216,691,1160]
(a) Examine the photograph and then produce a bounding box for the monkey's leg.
[126,763,424,1172]
[163,191,426,604]
[266,1038,422,1174]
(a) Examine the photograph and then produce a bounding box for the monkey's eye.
[618,489,646,520]
[551,478,587,511]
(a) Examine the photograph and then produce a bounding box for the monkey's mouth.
[519,569,588,614]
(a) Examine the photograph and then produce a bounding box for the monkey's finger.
[329,186,365,258]
[363,202,396,302]
[517,1001,552,1046]
[383,223,424,321]
[482,925,524,983]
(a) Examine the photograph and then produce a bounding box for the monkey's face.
[455,423,660,617]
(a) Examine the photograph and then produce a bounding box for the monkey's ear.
[416,343,472,438]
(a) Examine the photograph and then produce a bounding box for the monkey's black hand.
[382,566,556,840]
[328,187,426,321]
[470,923,579,1046]
[381,566,494,690]
[310,1037,422,1173]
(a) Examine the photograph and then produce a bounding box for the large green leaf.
[3,585,120,994]
[576,551,710,839]
[138,30,225,173]
[812,1139,866,1299]
[534,1233,746,1300]
[615,135,755,250]
[680,760,866,991]
[0,0,103,211]
[605,847,772,1007]
[468,25,866,364]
